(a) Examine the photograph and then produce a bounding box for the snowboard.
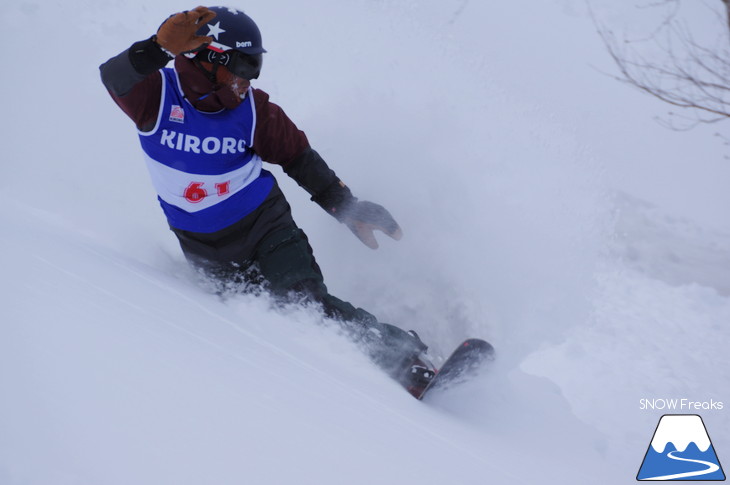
[415,338,495,400]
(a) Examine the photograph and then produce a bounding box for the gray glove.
[283,148,403,249]
[338,200,403,249]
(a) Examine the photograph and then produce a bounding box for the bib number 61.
[184,181,231,203]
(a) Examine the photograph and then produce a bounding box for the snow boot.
[399,351,437,398]
[393,330,436,398]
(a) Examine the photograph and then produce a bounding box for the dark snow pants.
[171,183,370,320]
[170,182,426,374]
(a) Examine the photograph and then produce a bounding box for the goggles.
[196,48,263,80]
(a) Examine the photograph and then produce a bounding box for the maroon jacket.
[105,57,307,167]
[100,37,353,213]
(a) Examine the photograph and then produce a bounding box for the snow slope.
[1,0,729,484]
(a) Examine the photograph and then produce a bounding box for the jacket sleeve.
[99,37,172,132]
[251,89,356,218]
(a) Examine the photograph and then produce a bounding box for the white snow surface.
[2,1,729,484]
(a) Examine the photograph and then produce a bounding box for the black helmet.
[196,7,266,55]
[192,7,266,80]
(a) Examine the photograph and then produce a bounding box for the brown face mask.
[174,56,248,111]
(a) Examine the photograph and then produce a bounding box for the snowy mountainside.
[523,194,730,467]
[2,0,729,484]
[0,200,610,485]
[612,192,730,296]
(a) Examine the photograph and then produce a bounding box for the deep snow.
[1,1,729,484]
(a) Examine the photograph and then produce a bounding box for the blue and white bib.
[139,68,274,233]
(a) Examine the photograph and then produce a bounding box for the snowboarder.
[99,5,435,396]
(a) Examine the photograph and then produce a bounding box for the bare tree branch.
[593,0,730,128]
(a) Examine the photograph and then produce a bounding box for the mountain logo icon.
[637,414,726,481]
